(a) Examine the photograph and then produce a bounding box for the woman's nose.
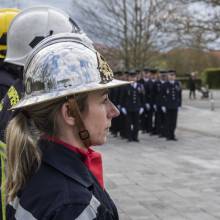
[108,101,120,118]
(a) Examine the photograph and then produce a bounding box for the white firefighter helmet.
[5,6,87,66]
[12,33,129,109]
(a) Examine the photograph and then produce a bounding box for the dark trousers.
[127,111,140,141]
[150,109,157,134]
[189,90,196,99]
[156,108,166,136]
[120,114,128,139]
[146,110,153,133]
[165,109,178,139]
[140,110,149,132]
[154,110,160,134]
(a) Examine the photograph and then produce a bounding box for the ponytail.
[6,112,41,202]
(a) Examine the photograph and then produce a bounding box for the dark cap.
[159,70,168,74]
[143,67,150,72]
[128,69,137,76]
[168,69,176,75]
[149,68,158,74]
[136,69,141,73]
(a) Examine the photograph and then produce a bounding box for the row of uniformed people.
[110,68,182,142]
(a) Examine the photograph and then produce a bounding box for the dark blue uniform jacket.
[164,81,182,109]
[7,138,119,220]
[121,83,144,111]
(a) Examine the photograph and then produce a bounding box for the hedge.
[201,68,220,89]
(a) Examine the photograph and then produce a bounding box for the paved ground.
[95,89,220,220]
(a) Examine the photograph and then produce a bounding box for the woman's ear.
[60,102,75,126]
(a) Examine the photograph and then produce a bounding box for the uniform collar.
[38,138,94,188]
[131,82,137,88]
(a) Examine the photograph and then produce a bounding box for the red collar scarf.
[44,136,104,189]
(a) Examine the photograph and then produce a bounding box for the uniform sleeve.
[50,204,117,220]
[50,195,118,220]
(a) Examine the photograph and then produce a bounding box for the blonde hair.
[6,93,88,202]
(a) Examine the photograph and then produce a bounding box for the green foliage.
[201,68,220,89]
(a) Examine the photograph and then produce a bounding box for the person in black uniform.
[5,34,130,220]
[148,68,158,135]
[153,70,168,137]
[138,68,146,133]
[109,71,122,137]
[120,70,144,142]
[138,68,150,133]
[140,68,153,133]
[117,71,129,139]
[164,70,182,141]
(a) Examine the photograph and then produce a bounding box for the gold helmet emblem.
[96,52,113,84]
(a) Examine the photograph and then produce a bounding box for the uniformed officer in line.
[118,71,129,139]
[147,68,158,135]
[138,67,149,133]
[136,69,145,132]
[109,71,122,137]
[136,69,142,82]
[164,70,182,141]
[120,70,144,142]
[154,70,168,137]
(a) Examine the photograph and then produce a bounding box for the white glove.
[121,107,127,115]
[161,106,166,113]
[145,103,151,110]
[153,104,157,111]
[139,107,144,115]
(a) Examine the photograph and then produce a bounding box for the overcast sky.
[0,0,80,19]
[0,0,95,39]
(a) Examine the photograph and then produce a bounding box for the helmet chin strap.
[67,98,91,148]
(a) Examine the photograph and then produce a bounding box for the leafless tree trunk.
[72,0,174,70]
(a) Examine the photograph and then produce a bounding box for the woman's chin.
[92,137,107,146]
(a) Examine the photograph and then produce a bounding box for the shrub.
[201,68,220,89]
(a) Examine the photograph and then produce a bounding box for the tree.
[164,0,220,49]
[72,0,175,70]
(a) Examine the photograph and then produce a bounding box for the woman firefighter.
[5,33,129,219]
